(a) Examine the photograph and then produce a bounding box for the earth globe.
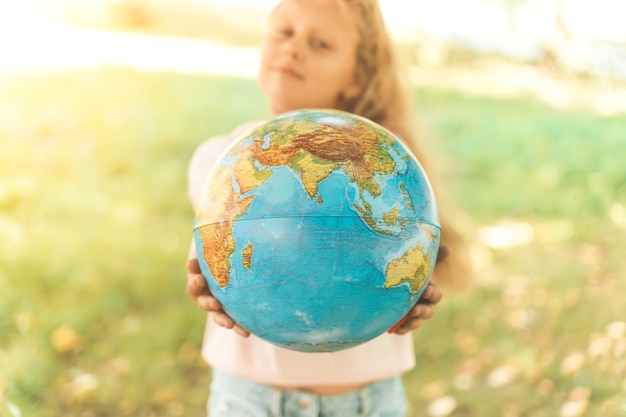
[193,108,440,353]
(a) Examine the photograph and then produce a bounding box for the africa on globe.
[194,109,440,352]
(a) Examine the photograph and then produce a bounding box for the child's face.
[258,0,362,115]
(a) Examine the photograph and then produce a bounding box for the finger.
[196,295,223,312]
[186,257,202,274]
[186,274,210,299]
[233,324,251,338]
[193,274,207,288]
[212,311,236,329]
[395,317,424,335]
[211,310,250,337]
[418,284,433,302]
[409,303,434,320]
[418,282,443,305]
[387,315,409,334]
[187,256,249,338]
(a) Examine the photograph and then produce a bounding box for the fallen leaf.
[613,338,626,358]
[50,324,80,353]
[427,396,458,417]
[568,387,591,402]
[588,333,612,359]
[606,322,626,339]
[7,402,22,417]
[109,357,131,377]
[506,309,531,329]
[72,372,99,399]
[487,365,518,388]
[421,380,448,401]
[560,352,586,376]
[559,400,589,417]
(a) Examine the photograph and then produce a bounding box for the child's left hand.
[391,245,448,335]
[392,282,442,335]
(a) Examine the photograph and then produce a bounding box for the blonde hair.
[340,0,473,288]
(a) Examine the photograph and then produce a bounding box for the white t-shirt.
[187,123,416,387]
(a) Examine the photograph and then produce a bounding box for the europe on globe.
[194,108,440,352]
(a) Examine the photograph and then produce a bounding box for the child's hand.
[391,245,449,335]
[392,282,442,335]
[186,257,250,337]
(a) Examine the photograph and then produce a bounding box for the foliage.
[0,67,625,417]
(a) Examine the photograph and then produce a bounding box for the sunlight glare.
[477,221,535,249]
[0,3,259,76]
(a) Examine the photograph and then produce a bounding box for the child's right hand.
[186,257,251,337]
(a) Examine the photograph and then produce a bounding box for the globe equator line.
[195,215,441,223]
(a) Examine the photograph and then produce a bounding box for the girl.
[186,0,472,415]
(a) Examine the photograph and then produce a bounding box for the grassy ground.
[1,65,625,417]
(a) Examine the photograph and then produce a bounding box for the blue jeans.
[207,370,408,417]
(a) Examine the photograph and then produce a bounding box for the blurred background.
[1,1,625,416]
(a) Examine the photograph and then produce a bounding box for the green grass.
[408,89,626,416]
[0,69,268,416]
[1,67,625,417]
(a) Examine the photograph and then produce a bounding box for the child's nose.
[282,36,305,59]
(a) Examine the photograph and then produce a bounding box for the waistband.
[210,369,403,417]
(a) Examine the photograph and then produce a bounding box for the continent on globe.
[194,108,440,352]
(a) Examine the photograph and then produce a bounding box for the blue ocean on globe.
[194,109,440,352]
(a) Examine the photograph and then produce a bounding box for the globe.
[193,109,440,353]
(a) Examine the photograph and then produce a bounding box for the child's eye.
[273,27,292,38]
[311,39,330,49]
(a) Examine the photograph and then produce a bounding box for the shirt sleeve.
[187,134,233,211]
[188,121,260,211]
